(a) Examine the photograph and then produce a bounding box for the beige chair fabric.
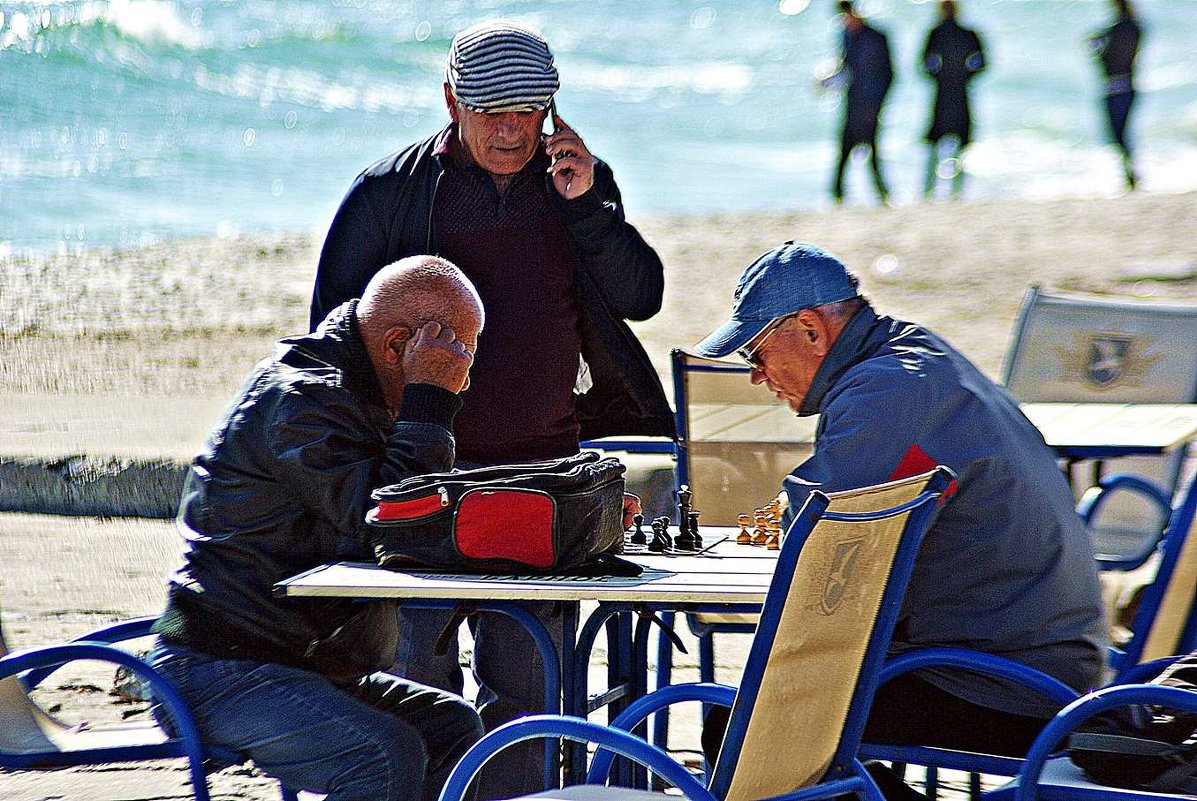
[717,473,936,801]
[0,607,167,758]
[1138,506,1197,663]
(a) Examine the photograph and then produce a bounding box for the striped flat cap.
[446,20,559,113]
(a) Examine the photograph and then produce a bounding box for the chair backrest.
[672,348,819,526]
[1122,472,1197,667]
[708,468,953,801]
[1002,285,1197,555]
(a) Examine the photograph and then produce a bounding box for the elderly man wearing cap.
[696,242,1106,793]
[309,20,672,799]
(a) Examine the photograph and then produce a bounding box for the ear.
[795,309,834,357]
[382,325,411,365]
[443,83,460,123]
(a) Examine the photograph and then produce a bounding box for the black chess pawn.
[630,512,646,545]
[648,517,671,553]
[688,510,702,548]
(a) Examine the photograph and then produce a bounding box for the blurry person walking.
[824,0,894,205]
[921,0,987,200]
[1089,0,1143,190]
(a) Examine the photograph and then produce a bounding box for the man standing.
[309,20,672,798]
[921,0,987,199]
[1090,0,1143,190]
[826,0,894,205]
[150,257,486,801]
[695,242,1106,793]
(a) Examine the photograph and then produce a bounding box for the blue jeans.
[395,603,562,800]
[150,641,484,801]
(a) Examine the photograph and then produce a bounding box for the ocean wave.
[0,0,206,54]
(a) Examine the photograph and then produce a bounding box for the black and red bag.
[366,451,629,574]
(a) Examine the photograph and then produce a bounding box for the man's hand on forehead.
[401,321,475,394]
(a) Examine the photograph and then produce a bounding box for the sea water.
[1,0,1195,256]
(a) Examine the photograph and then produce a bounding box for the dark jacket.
[922,19,987,143]
[1091,15,1142,94]
[840,23,895,146]
[310,127,675,442]
[785,306,1107,717]
[156,303,462,682]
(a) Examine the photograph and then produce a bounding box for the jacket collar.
[798,305,884,416]
[323,300,389,411]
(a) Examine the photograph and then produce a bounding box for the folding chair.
[0,611,298,801]
[653,348,820,746]
[1090,468,1197,680]
[1002,285,1197,563]
[435,468,955,801]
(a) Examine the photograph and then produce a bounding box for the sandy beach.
[2,190,1196,800]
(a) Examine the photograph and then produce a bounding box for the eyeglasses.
[736,314,795,368]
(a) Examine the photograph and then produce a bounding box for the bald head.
[356,256,484,409]
[357,256,484,340]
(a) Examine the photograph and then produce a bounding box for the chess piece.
[765,519,781,551]
[751,510,768,546]
[648,517,671,553]
[630,512,646,545]
[737,513,752,545]
[674,487,695,551]
[688,510,702,549]
[675,485,693,543]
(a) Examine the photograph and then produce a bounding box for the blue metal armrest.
[858,648,1081,776]
[436,714,716,801]
[1015,684,1197,801]
[22,615,158,689]
[0,643,207,778]
[587,682,737,783]
[1078,474,1172,570]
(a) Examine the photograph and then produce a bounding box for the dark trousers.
[702,673,1050,800]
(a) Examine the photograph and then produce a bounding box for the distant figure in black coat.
[921,0,987,199]
[1089,0,1143,190]
[826,0,894,205]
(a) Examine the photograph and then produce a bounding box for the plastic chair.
[435,468,955,801]
[0,611,298,801]
[1002,285,1197,562]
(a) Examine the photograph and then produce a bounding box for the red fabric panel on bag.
[375,494,445,521]
[456,491,556,569]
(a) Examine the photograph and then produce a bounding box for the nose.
[749,367,768,385]
[495,113,523,136]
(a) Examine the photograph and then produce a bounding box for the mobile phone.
[546,99,558,135]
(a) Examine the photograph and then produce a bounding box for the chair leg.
[969,771,982,801]
[651,611,676,750]
[925,766,938,801]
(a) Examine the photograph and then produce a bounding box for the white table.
[276,533,776,785]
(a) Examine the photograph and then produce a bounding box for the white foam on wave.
[570,61,754,101]
[192,62,443,115]
[0,0,205,52]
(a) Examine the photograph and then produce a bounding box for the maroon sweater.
[432,132,582,465]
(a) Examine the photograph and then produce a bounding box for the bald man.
[149,256,486,801]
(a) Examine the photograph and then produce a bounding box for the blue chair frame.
[1013,684,1197,801]
[0,615,298,801]
[858,467,1197,798]
[436,469,954,801]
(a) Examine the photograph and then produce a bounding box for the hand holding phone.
[543,100,595,200]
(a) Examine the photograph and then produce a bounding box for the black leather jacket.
[155,303,461,682]
[310,126,675,442]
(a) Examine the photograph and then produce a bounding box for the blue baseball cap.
[695,241,859,358]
